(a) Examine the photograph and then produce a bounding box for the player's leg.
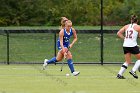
[129,46,140,79]
[43,50,64,70]
[66,51,74,73]
[132,53,140,71]
[129,53,140,79]
[117,53,131,79]
[66,51,80,76]
[56,50,64,61]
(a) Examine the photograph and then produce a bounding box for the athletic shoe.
[42,59,48,70]
[116,74,125,79]
[72,71,80,76]
[129,70,138,79]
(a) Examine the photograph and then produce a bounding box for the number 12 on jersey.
[126,30,133,38]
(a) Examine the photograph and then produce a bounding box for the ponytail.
[131,15,138,24]
[60,17,68,29]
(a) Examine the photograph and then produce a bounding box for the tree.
[1,0,140,26]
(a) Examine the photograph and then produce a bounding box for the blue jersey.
[57,28,73,50]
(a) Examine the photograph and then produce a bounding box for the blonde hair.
[65,20,72,26]
[60,17,68,29]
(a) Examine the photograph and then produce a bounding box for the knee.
[126,61,131,64]
[67,54,72,59]
[57,59,61,62]
[56,58,62,62]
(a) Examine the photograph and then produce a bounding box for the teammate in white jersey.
[117,15,140,79]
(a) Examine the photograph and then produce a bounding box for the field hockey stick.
[60,47,70,71]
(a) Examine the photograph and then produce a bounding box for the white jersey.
[123,24,138,47]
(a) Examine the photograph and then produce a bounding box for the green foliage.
[0,0,48,26]
[1,0,140,26]
[107,0,140,25]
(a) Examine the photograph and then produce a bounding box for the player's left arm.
[69,28,77,48]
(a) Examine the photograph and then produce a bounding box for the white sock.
[118,62,129,76]
[132,60,140,72]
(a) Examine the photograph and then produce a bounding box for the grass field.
[0,27,140,93]
[0,64,139,93]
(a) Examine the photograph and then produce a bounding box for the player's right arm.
[59,29,66,54]
[117,25,127,39]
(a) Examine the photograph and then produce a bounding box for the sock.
[47,57,57,64]
[118,62,129,76]
[132,60,140,72]
[67,59,75,73]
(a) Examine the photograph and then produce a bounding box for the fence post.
[100,0,103,65]
[6,30,10,65]
[54,31,57,65]
[54,31,57,57]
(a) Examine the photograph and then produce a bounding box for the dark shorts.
[123,46,140,54]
